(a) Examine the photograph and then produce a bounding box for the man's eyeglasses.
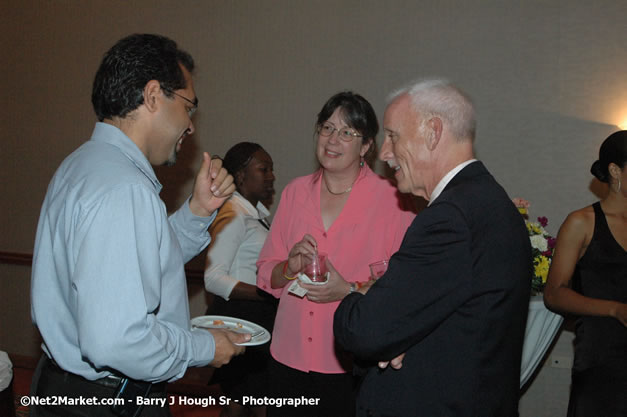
[163,88,198,118]
[317,123,363,142]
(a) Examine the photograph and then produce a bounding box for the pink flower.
[548,237,557,249]
[512,198,530,208]
[537,216,548,227]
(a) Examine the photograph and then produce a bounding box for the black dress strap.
[592,201,626,253]
[591,202,603,232]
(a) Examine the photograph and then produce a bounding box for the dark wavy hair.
[91,34,194,121]
[315,91,379,160]
[590,130,627,183]
[223,142,265,187]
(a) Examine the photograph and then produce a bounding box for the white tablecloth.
[0,351,12,392]
[520,295,564,387]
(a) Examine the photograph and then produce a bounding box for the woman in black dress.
[544,130,627,417]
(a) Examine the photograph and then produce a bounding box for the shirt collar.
[90,122,162,192]
[231,191,270,220]
[428,159,477,206]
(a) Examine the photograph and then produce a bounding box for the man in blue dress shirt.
[30,34,249,417]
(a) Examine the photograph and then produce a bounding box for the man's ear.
[143,80,162,113]
[425,117,443,151]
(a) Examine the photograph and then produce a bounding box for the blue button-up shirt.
[31,122,216,382]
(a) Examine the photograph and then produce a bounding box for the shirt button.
[309,311,314,316]
[308,337,312,342]
[322,232,327,238]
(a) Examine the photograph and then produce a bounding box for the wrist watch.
[349,282,357,294]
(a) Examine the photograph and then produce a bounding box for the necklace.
[322,169,360,196]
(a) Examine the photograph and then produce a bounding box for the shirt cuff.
[205,271,239,301]
[256,260,285,298]
[189,327,216,367]
[182,197,218,230]
[221,278,239,301]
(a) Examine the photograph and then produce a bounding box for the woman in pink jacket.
[256,92,416,417]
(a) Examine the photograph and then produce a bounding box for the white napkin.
[287,272,329,297]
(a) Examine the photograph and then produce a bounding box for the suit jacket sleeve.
[334,202,474,361]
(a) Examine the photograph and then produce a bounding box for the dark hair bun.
[593,130,627,183]
[590,160,609,183]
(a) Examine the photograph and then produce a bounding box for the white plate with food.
[191,315,270,346]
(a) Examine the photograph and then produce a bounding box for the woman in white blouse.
[204,142,276,417]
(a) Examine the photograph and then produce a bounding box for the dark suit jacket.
[334,161,531,417]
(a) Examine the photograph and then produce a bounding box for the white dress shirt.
[204,192,270,300]
[428,159,478,206]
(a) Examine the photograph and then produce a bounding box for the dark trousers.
[266,358,356,417]
[30,355,171,417]
[206,293,277,399]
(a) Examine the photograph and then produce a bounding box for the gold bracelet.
[282,261,298,280]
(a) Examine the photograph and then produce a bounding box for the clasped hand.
[189,152,235,217]
[301,259,351,303]
[285,235,350,303]
[285,234,317,276]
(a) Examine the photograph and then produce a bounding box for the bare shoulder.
[559,205,595,242]
[566,205,594,224]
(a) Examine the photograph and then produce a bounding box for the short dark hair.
[590,130,627,182]
[91,34,195,121]
[315,91,379,146]
[223,142,265,187]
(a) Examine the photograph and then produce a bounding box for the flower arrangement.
[512,198,557,294]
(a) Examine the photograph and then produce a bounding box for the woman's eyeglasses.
[317,123,362,142]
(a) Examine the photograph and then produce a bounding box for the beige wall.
[2,1,626,415]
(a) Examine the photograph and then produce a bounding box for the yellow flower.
[535,256,550,283]
[531,224,542,235]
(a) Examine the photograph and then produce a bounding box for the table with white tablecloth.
[520,295,564,387]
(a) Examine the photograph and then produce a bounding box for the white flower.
[530,234,548,252]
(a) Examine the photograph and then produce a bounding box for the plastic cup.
[303,252,328,283]
[369,260,389,280]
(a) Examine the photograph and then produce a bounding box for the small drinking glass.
[369,260,389,280]
[303,252,328,283]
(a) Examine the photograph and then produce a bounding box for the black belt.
[43,356,166,393]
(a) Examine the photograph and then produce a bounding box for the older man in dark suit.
[333,79,531,417]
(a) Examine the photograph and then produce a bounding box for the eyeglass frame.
[162,87,198,118]
[317,122,363,142]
